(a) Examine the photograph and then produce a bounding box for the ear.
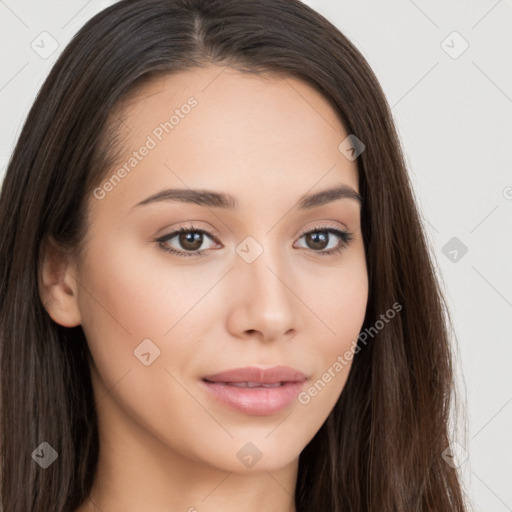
[38,236,82,327]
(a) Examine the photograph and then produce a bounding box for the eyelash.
[155,224,354,258]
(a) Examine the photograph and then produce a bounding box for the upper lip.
[202,366,307,384]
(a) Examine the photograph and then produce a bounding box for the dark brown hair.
[0,0,467,510]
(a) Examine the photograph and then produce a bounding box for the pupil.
[307,231,328,250]
[179,231,203,251]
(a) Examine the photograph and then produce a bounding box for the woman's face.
[73,66,368,474]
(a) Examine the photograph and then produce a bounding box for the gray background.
[1,1,511,510]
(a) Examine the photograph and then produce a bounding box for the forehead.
[93,66,359,215]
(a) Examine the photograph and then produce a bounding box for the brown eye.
[157,226,219,257]
[178,231,204,251]
[295,227,353,255]
[304,231,329,250]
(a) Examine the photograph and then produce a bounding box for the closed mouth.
[203,380,288,388]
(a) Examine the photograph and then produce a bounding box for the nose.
[225,245,300,342]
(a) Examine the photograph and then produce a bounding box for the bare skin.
[40,66,368,512]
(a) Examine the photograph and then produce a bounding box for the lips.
[220,381,283,388]
[200,366,307,416]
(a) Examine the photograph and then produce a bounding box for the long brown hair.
[0,1,467,510]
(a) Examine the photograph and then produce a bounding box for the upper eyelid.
[158,225,219,240]
[159,224,348,237]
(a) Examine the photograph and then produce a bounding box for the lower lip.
[200,380,305,416]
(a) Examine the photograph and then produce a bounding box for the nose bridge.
[248,250,289,303]
[230,234,298,339]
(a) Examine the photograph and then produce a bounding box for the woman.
[0,0,467,510]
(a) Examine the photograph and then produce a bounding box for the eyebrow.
[132,183,362,210]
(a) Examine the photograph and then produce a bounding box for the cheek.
[295,249,368,406]
[298,246,368,341]
[76,235,231,395]
[78,234,225,339]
